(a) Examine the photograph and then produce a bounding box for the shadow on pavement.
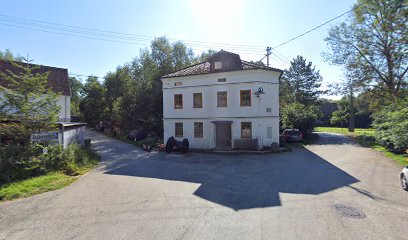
[311,132,358,146]
[90,131,359,211]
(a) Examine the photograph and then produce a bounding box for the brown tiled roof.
[0,60,70,96]
[162,50,283,78]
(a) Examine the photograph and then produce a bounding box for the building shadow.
[97,137,358,210]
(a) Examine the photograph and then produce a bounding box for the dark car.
[280,129,303,142]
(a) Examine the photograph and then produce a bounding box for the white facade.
[0,91,70,122]
[162,69,281,150]
[56,95,71,122]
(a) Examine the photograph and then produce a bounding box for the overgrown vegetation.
[0,143,100,201]
[0,143,100,185]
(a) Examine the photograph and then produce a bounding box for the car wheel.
[401,174,408,191]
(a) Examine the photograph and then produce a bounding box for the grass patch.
[314,127,407,165]
[0,173,76,201]
[315,127,375,136]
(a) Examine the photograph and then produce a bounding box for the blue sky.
[0,0,355,97]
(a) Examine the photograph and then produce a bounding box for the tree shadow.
[99,141,358,210]
[311,132,359,146]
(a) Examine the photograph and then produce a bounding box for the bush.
[0,144,44,184]
[42,144,64,171]
[372,97,408,153]
[0,143,99,184]
[281,103,322,134]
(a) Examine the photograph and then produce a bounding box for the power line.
[0,14,267,54]
[272,4,361,49]
[258,4,361,65]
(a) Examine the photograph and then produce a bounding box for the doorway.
[213,121,232,149]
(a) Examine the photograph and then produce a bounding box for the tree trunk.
[348,84,355,132]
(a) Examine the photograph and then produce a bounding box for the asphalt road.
[1,131,407,240]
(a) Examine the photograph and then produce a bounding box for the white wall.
[163,117,279,149]
[0,91,70,121]
[61,125,86,148]
[162,69,281,149]
[162,70,280,119]
[56,95,71,122]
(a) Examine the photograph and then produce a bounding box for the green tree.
[0,49,24,61]
[281,55,324,106]
[372,96,408,152]
[324,0,408,102]
[0,59,60,141]
[68,77,83,116]
[281,103,321,134]
[330,99,350,128]
[79,76,106,127]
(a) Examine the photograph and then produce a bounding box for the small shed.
[58,122,87,148]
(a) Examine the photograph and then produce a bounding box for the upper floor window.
[214,61,222,69]
[193,93,202,108]
[194,122,203,138]
[174,94,183,109]
[240,90,251,106]
[217,91,227,107]
[218,78,226,82]
[175,122,183,137]
[241,122,252,138]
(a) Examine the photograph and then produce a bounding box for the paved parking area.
[0,131,407,240]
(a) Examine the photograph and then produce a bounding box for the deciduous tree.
[324,0,408,102]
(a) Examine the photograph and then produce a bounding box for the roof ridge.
[0,59,68,71]
[162,61,208,77]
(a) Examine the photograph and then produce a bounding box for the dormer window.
[214,61,222,69]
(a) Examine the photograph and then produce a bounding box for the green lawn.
[0,173,76,201]
[0,149,100,202]
[315,127,407,165]
[314,127,375,136]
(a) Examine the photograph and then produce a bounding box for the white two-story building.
[162,50,282,150]
[0,59,71,122]
[1,60,86,148]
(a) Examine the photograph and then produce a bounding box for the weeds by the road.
[315,127,407,165]
[0,147,100,202]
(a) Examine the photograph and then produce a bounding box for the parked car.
[280,129,303,142]
[400,166,408,191]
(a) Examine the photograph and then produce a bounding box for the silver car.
[401,166,408,191]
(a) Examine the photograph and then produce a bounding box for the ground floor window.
[267,127,273,138]
[175,122,183,137]
[194,122,203,138]
[241,122,252,138]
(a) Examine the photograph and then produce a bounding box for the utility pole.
[266,47,272,67]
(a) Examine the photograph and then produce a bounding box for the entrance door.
[215,123,232,149]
